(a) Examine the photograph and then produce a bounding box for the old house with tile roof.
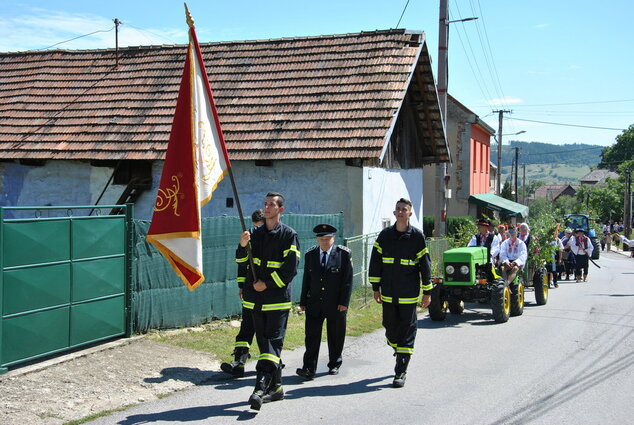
[533,184,577,202]
[0,29,447,235]
[579,169,619,186]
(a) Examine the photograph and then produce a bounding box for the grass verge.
[147,287,399,363]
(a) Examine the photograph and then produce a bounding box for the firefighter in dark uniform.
[296,224,353,379]
[369,198,432,388]
[221,209,264,378]
[236,193,300,411]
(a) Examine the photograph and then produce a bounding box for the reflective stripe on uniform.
[421,282,433,291]
[398,296,419,304]
[386,338,397,348]
[373,242,383,254]
[396,346,414,355]
[416,247,429,259]
[400,258,418,266]
[381,295,393,303]
[258,353,281,363]
[236,256,248,263]
[235,341,250,348]
[267,261,283,268]
[237,277,246,283]
[242,300,255,309]
[382,257,395,264]
[271,271,285,287]
[253,257,261,266]
[283,245,301,258]
[368,276,381,284]
[261,302,292,311]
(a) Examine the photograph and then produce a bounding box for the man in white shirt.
[569,228,594,282]
[499,227,528,285]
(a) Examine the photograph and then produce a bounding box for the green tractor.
[428,247,524,323]
[521,260,549,306]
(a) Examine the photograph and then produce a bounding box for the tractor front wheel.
[510,280,524,316]
[428,283,447,321]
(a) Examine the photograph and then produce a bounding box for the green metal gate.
[0,205,133,373]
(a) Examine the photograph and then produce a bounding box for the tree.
[501,181,513,201]
[598,124,634,170]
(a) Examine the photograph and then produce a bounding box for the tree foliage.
[598,124,634,170]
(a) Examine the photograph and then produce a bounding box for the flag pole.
[184,3,257,282]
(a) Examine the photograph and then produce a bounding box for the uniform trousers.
[252,307,289,375]
[234,306,255,349]
[382,301,417,354]
[302,309,347,371]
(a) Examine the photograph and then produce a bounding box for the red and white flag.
[146,9,230,290]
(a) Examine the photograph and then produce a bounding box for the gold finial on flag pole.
[184,3,194,27]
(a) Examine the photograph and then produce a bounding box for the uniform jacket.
[235,222,300,310]
[368,224,432,304]
[499,238,528,267]
[300,245,353,317]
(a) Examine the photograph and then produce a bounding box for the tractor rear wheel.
[533,267,549,305]
[510,280,524,316]
[491,279,511,323]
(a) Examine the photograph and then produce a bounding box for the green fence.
[0,206,132,373]
[132,213,344,332]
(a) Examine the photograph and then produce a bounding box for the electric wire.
[395,0,411,28]
[507,117,626,131]
[36,26,115,51]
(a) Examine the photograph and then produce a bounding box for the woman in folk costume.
[569,228,594,282]
[560,228,576,280]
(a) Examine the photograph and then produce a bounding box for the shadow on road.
[143,367,220,386]
[116,401,257,424]
[285,375,391,399]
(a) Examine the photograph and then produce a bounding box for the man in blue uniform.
[236,193,300,410]
[221,209,264,377]
[369,198,432,388]
[296,224,353,379]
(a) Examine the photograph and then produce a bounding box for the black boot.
[249,373,272,411]
[220,347,250,378]
[393,353,411,388]
[262,367,284,403]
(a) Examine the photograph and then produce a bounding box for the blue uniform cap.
[313,224,337,237]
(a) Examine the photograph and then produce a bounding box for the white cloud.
[487,97,524,106]
[0,8,186,52]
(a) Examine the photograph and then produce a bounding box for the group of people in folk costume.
[467,219,596,287]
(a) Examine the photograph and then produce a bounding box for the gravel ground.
[0,336,221,425]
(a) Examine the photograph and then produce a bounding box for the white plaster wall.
[0,161,123,217]
[362,167,423,233]
[141,160,365,236]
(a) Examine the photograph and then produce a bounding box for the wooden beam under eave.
[414,65,437,158]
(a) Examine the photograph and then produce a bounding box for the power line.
[395,0,410,28]
[521,146,605,156]
[508,117,626,131]
[508,98,634,107]
[36,26,115,51]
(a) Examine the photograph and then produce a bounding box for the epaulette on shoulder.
[337,245,351,253]
[306,245,320,254]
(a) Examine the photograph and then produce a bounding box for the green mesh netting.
[132,213,344,332]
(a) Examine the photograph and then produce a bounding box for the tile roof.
[580,169,619,184]
[0,29,446,163]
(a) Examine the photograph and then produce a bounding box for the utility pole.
[624,172,630,236]
[435,0,449,237]
[522,164,527,204]
[513,147,519,202]
[113,18,121,68]
[494,109,511,195]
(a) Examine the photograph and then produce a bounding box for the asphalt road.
[88,251,634,425]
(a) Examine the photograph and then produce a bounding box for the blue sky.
[1,0,632,148]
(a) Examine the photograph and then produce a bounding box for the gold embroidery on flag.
[154,175,181,216]
[197,121,216,182]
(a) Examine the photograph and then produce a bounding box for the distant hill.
[492,141,604,185]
